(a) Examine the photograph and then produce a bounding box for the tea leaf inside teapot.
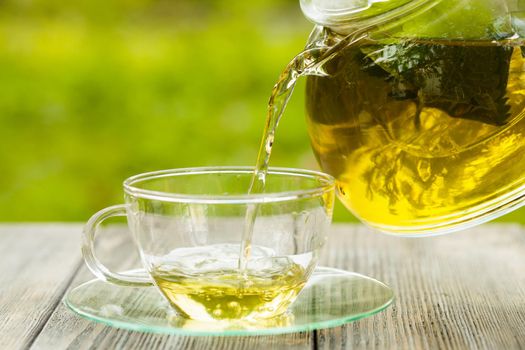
[361,40,513,126]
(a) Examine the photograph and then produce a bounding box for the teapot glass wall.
[301,0,525,234]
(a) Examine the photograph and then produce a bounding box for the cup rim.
[123,166,335,204]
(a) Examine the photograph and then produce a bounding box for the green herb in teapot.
[249,0,525,236]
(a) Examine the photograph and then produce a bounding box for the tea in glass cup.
[82,167,335,322]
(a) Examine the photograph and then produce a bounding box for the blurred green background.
[0,0,523,223]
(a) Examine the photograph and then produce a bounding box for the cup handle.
[82,204,152,286]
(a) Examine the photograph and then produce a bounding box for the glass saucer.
[64,266,394,336]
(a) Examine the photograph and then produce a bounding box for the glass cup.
[82,167,335,322]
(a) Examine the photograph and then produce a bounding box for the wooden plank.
[30,225,313,350]
[10,223,525,349]
[0,224,83,350]
[317,224,525,350]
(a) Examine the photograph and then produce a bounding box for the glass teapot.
[298,0,525,235]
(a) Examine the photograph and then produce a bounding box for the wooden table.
[1,223,524,349]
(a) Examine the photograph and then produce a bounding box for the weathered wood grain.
[29,225,312,350]
[0,224,83,350]
[317,224,525,350]
[2,223,524,349]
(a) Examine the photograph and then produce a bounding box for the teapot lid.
[300,0,517,39]
[300,0,425,30]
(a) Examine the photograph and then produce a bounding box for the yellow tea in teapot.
[306,38,525,234]
[248,5,525,237]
